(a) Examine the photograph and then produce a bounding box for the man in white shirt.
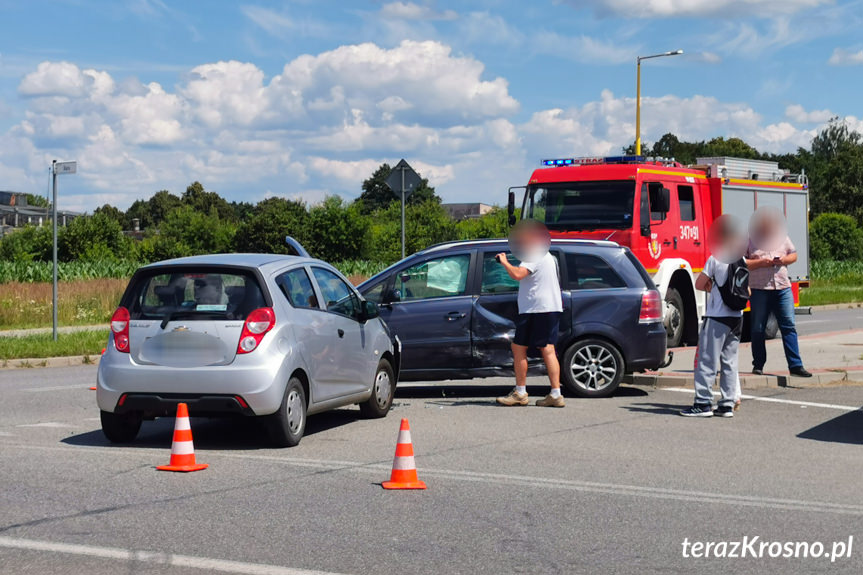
[495,226,565,408]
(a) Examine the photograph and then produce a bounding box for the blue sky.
[1,0,861,211]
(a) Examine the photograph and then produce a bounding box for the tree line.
[2,119,862,266]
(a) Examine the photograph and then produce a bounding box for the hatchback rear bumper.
[115,392,256,418]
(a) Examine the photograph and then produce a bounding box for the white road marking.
[0,431,14,436]
[22,384,92,393]
[16,422,76,428]
[4,443,863,516]
[0,536,349,575]
[664,387,862,412]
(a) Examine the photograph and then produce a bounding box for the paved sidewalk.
[630,328,863,389]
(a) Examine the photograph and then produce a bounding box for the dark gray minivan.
[358,239,667,397]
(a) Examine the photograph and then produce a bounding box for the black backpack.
[714,258,750,311]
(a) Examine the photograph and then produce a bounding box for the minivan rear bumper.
[626,322,668,371]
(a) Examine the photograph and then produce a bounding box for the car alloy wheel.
[562,338,625,398]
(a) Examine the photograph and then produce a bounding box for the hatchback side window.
[277,268,319,309]
[565,253,627,290]
[311,267,360,319]
[395,254,471,301]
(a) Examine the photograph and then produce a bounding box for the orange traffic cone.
[382,418,426,490]
[156,403,208,472]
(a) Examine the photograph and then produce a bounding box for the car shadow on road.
[61,408,364,451]
[395,384,648,402]
[797,409,863,445]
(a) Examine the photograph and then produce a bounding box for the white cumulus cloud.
[828,47,863,65]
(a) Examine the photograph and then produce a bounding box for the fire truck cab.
[508,156,809,348]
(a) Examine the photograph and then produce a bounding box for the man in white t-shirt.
[680,254,744,418]
[495,237,565,408]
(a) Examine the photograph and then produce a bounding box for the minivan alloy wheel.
[570,344,617,390]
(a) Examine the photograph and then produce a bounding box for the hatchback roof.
[141,253,318,271]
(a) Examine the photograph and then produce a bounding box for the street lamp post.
[636,50,683,156]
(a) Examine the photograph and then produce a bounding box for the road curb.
[0,355,101,370]
[625,369,860,389]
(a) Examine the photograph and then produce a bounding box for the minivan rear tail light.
[639,290,662,324]
[110,307,130,353]
[237,307,275,354]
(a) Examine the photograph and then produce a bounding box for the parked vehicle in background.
[508,156,809,347]
[97,252,399,447]
[358,239,667,398]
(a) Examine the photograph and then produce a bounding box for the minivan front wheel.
[561,339,624,398]
[360,359,394,418]
[266,377,307,447]
[100,410,142,443]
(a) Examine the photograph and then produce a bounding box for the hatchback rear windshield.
[125,269,267,321]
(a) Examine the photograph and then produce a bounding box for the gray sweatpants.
[694,318,740,408]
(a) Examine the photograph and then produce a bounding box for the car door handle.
[445,312,466,321]
[337,329,345,338]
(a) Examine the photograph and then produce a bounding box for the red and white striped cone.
[156,403,208,472]
[382,418,426,490]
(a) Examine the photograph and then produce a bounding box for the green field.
[800,260,863,306]
[0,330,108,361]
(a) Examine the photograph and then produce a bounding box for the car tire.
[266,377,307,448]
[360,359,395,418]
[664,287,685,348]
[561,338,625,398]
[100,410,142,443]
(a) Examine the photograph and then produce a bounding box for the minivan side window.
[395,254,470,301]
[276,268,319,309]
[565,253,627,290]
[678,185,696,222]
[311,267,360,319]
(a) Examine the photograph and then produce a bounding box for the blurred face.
[708,214,747,264]
[749,207,787,252]
[508,220,551,263]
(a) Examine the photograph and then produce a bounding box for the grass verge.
[800,284,863,306]
[0,330,108,361]
[0,279,126,330]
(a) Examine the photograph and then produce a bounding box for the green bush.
[365,200,458,263]
[233,197,308,254]
[58,213,131,262]
[810,213,863,261]
[152,205,236,260]
[305,196,367,262]
[0,226,52,262]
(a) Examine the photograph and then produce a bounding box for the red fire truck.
[507,155,810,348]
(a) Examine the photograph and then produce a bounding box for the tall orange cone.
[157,403,208,472]
[382,418,426,490]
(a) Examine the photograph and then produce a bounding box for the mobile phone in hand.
[495,255,503,263]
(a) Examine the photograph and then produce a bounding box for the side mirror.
[507,191,516,226]
[361,300,379,322]
[659,188,671,213]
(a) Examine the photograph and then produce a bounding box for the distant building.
[443,202,494,221]
[0,190,81,237]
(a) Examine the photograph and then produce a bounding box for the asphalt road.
[1,366,862,575]
[795,307,863,337]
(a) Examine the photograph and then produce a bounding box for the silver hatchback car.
[97,253,399,447]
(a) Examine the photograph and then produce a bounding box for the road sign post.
[51,160,77,341]
[385,159,421,259]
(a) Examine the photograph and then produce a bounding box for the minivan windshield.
[524,181,635,230]
[126,269,266,321]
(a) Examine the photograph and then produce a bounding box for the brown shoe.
[536,394,565,408]
[496,389,529,406]
[733,399,742,412]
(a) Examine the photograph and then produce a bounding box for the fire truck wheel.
[561,339,624,398]
[664,287,685,348]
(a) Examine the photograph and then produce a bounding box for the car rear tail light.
[110,307,130,353]
[237,307,275,354]
[639,290,662,324]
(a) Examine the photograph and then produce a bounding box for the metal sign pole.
[400,167,406,259]
[52,160,58,342]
